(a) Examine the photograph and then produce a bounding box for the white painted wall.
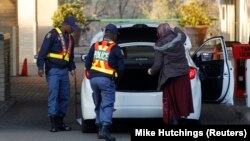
[18,0,57,69]
[238,0,249,43]
[219,0,250,43]
[18,0,37,66]
[219,0,236,41]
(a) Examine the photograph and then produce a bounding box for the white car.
[80,23,234,132]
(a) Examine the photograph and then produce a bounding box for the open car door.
[191,36,234,104]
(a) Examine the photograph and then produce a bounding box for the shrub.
[52,2,87,27]
[179,1,212,26]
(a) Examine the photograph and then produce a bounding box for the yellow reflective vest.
[47,27,72,62]
[91,41,118,78]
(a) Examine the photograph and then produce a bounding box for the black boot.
[99,125,116,141]
[56,116,72,131]
[49,116,58,132]
[97,124,103,139]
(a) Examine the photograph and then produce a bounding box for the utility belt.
[91,67,118,78]
[89,69,118,78]
[45,58,68,71]
[47,52,70,62]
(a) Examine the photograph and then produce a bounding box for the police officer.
[37,16,78,132]
[85,24,125,141]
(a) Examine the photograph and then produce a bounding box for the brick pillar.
[0,33,11,101]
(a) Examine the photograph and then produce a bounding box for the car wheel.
[81,118,96,133]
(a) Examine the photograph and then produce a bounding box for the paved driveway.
[0,62,130,141]
[1,60,250,141]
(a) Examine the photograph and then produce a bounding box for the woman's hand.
[147,68,152,75]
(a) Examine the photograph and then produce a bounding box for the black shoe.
[56,116,72,131]
[50,127,57,132]
[97,124,103,139]
[49,116,58,132]
[99,125,116,141]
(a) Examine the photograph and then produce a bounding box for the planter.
[73,29,81,47]
[184,25,209,49]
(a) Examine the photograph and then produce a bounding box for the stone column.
[17,0,57,75]
[18,0,37,72]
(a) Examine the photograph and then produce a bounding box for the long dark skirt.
[162,74,194,124]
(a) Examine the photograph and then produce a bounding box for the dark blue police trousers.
[46,68,70,117]
[90,77,115,125]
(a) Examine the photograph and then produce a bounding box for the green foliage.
[179,1,212,26]
[58,0,86,6]
[140,0,181,19]
[52,2,87,27]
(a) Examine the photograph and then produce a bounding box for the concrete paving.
[0,62,130,141]
[200,102,250,124]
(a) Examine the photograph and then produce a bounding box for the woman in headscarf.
[148,23,194,124]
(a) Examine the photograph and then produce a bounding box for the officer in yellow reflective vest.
[37,16,78,132]
[85,24,125,141]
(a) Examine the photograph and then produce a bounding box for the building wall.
[37,0,58,53]
[219,0,250,43]
[0,0,18,76]
[0,0,17,26]
[237,0,250,43]
[249,1,250,43]
[18,0,57,73]
[18,0,37,69]
[219,0,236,41]
[0,33,11,101]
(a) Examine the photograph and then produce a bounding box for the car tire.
[81,118,96,133]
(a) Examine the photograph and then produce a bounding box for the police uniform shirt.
[37,28,76,71]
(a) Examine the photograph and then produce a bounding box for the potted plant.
[178,0,212,48]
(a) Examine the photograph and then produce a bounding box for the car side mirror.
[81,54,87,63]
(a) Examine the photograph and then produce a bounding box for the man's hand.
[70,70,76,77]
[38,69,44,77]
